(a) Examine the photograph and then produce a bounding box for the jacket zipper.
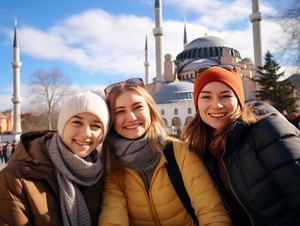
[221,127,254,226]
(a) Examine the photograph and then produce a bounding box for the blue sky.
[0,0,295,111]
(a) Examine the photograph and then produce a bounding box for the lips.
[209,113,226,118]
[124,123,142,129]
[74,140,91,146]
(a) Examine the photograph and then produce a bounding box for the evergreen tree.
[255,51,297,113]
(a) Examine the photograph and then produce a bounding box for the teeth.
[210,113,225,118]
[76,140,90,146]
[125,124,139,129]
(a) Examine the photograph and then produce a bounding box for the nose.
[80,125,92,137]
[211,97,223,108]
[127,111,137,121]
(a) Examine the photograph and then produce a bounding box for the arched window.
[162,118,168,126]
[188,108,192,114]
[174,108,178,115]
[161,109,165,115]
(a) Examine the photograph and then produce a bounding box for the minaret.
[183,18,188,49]
[152,0,165,83]
[144,36,150,85]
[11,19,22,134]
[249,0,263,68]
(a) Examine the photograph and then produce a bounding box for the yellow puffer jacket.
[99,140,231,226]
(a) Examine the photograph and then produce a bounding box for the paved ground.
[0,161,7,171]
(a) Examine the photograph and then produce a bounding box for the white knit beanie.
[57,92,109,140]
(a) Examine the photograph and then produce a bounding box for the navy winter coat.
[203,103,300,226]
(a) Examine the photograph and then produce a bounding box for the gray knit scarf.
[110,128,165,190]
[47,133,103,226]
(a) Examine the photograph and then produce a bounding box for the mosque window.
[200,49,204,57]
[163,118,168,126]
[204,49,209,57]
[195,49,200,57]
[174,108,178,115]
[161,109,165,115]
[212,48,216,56]
[188,108,192,114]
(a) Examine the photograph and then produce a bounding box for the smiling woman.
[181,65,300,225]
[0,92,109,226]
[98,78,232,226]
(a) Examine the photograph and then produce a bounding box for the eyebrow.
[200,90,233,94]
[71,115,102,123]
[115,101,144,110]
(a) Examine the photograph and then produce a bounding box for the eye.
[71,120,82,126]
[91,124,103,130]
[115,109,125,115]
[200,95,210,99]
[222,94,235,98]
[134,104,144,110]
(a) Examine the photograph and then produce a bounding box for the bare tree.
[29,67,74,130]
[275,0,300,68]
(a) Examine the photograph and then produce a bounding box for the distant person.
[1,142,9,164]
[181,64,300,225]
[282,109,289,120]
[98,78,231,225]
[0,92,109,226]
[290,109,300,129]
[11,140,17,155]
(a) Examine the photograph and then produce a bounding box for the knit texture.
[47,133,103,226]
[57,92,109,139]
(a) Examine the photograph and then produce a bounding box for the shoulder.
[246,101,286,118]
[249,112,300,150]
[167,140,204,166]
[0,162,27,198]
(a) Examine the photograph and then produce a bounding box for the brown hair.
[181,104,258,156]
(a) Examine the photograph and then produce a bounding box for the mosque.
[145,0,263,135]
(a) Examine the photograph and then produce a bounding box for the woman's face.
[113,90,151,139]
[62,112,104,158]
[197,81,239,129]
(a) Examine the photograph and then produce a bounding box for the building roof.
[286,73,300,97]
[184,36,230,51]
[176,35,241,61]
[154,81,194,104]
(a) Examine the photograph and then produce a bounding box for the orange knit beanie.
[194,66,244,111]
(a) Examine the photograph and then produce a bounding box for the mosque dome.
[176,35,241,60]
[185,36,230,50]
[154,81,194,104]
[242,57,253,63]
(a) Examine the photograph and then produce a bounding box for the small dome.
[154,81,194,104]
[242,57,253,63]
[181,59,220,72]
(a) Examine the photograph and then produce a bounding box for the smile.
[75,140,91,146]
[125,123,141,129]
[209,113,226,118]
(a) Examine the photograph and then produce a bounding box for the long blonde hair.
[103,84,173,173]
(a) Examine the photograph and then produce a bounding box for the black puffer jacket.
[202,102,300,226]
